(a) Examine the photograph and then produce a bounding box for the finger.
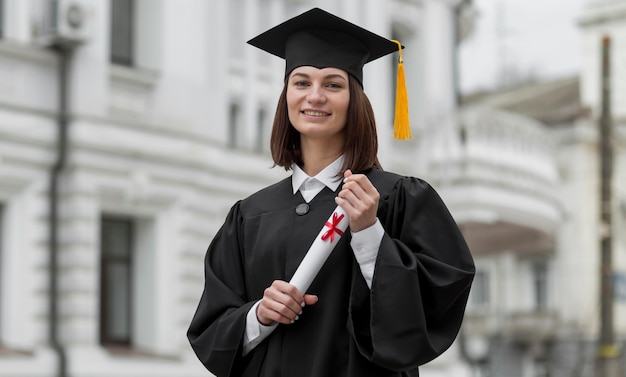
[336,174,379,232]
[268,282,305,314]
[259,294,301,324]
[336,190,359,212]
[258,299,298,325]
[338,185,374,213]
[272,281,308,313]
[339,184,366,205]
[347,175,379,203]
[303,294,319,306]
[273,280,306,306]
[343,174,377,197]
[341,180,367,203]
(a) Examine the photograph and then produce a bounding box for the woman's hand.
[335,169,379,232]
[256,280,318,325]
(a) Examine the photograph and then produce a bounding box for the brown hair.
[270,74,382,174]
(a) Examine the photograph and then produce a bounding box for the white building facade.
[0,0,475,376]
[1,0,624,376]
[459,1,626,376]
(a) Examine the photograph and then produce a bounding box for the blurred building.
[0,1,624,377]
[458,1,626,376]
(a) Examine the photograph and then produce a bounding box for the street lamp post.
[596,35,621,377]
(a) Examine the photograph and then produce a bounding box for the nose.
[306,85,326,104]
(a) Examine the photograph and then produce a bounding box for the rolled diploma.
[289,206,349,293]
[259,206,349,339]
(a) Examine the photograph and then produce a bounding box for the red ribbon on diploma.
[321,212,345,242]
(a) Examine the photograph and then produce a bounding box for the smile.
[302,110,330,117]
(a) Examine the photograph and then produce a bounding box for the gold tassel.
[391,40,412,140]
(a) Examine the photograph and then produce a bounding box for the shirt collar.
[292,155,344,194]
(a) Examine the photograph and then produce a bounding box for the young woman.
[188,8,475,377]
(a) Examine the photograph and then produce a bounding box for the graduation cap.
[247,7,412,140]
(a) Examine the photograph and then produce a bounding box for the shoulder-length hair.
[269,74,382,174]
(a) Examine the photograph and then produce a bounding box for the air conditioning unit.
[37,0,93,47]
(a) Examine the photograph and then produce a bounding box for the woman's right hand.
[256,280,318,325]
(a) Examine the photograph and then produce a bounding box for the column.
[207,0,230,143]
[243,0,259,150]
[422,0,463,174]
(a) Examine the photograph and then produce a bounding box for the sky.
[458,0,589,94]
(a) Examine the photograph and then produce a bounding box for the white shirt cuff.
[243,301,278,356]
[350,219,384,288]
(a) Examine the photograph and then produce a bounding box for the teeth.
[303,111,328,116]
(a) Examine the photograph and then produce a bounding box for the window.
[229,102,241,148]
[100,217,133,346]
[98,211,178,355]
[470,270,490,309]
[0,0,4,39]
[110,0,134,66]
[256,107,267,153]
[615,272,626,302]
[109,0,163,71]
[532,262,548,311]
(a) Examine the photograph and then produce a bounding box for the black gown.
[187,168,475,377]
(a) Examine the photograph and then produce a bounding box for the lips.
[302,110,330,117]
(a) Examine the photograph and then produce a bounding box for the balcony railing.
[431,106,563,254]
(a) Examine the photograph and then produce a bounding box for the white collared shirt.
[243,156,384,355]
[291,156,344,203]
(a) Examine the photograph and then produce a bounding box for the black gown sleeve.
[347,175,475,371]
[187,201,253,377]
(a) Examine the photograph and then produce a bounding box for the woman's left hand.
[335,169,379,232]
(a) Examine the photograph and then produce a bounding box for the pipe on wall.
[49,42,74,377]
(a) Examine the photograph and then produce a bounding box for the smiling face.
[286,66,350,145]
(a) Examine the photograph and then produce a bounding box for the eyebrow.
[291,72,347,81]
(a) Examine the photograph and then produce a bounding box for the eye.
[325,81,345,89]
[293,80,310,87]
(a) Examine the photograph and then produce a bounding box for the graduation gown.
[187,168,475,377]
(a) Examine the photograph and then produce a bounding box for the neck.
[300,138,344,176]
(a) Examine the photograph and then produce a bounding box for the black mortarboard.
[247,7,399,86]
[247,7,413,140]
